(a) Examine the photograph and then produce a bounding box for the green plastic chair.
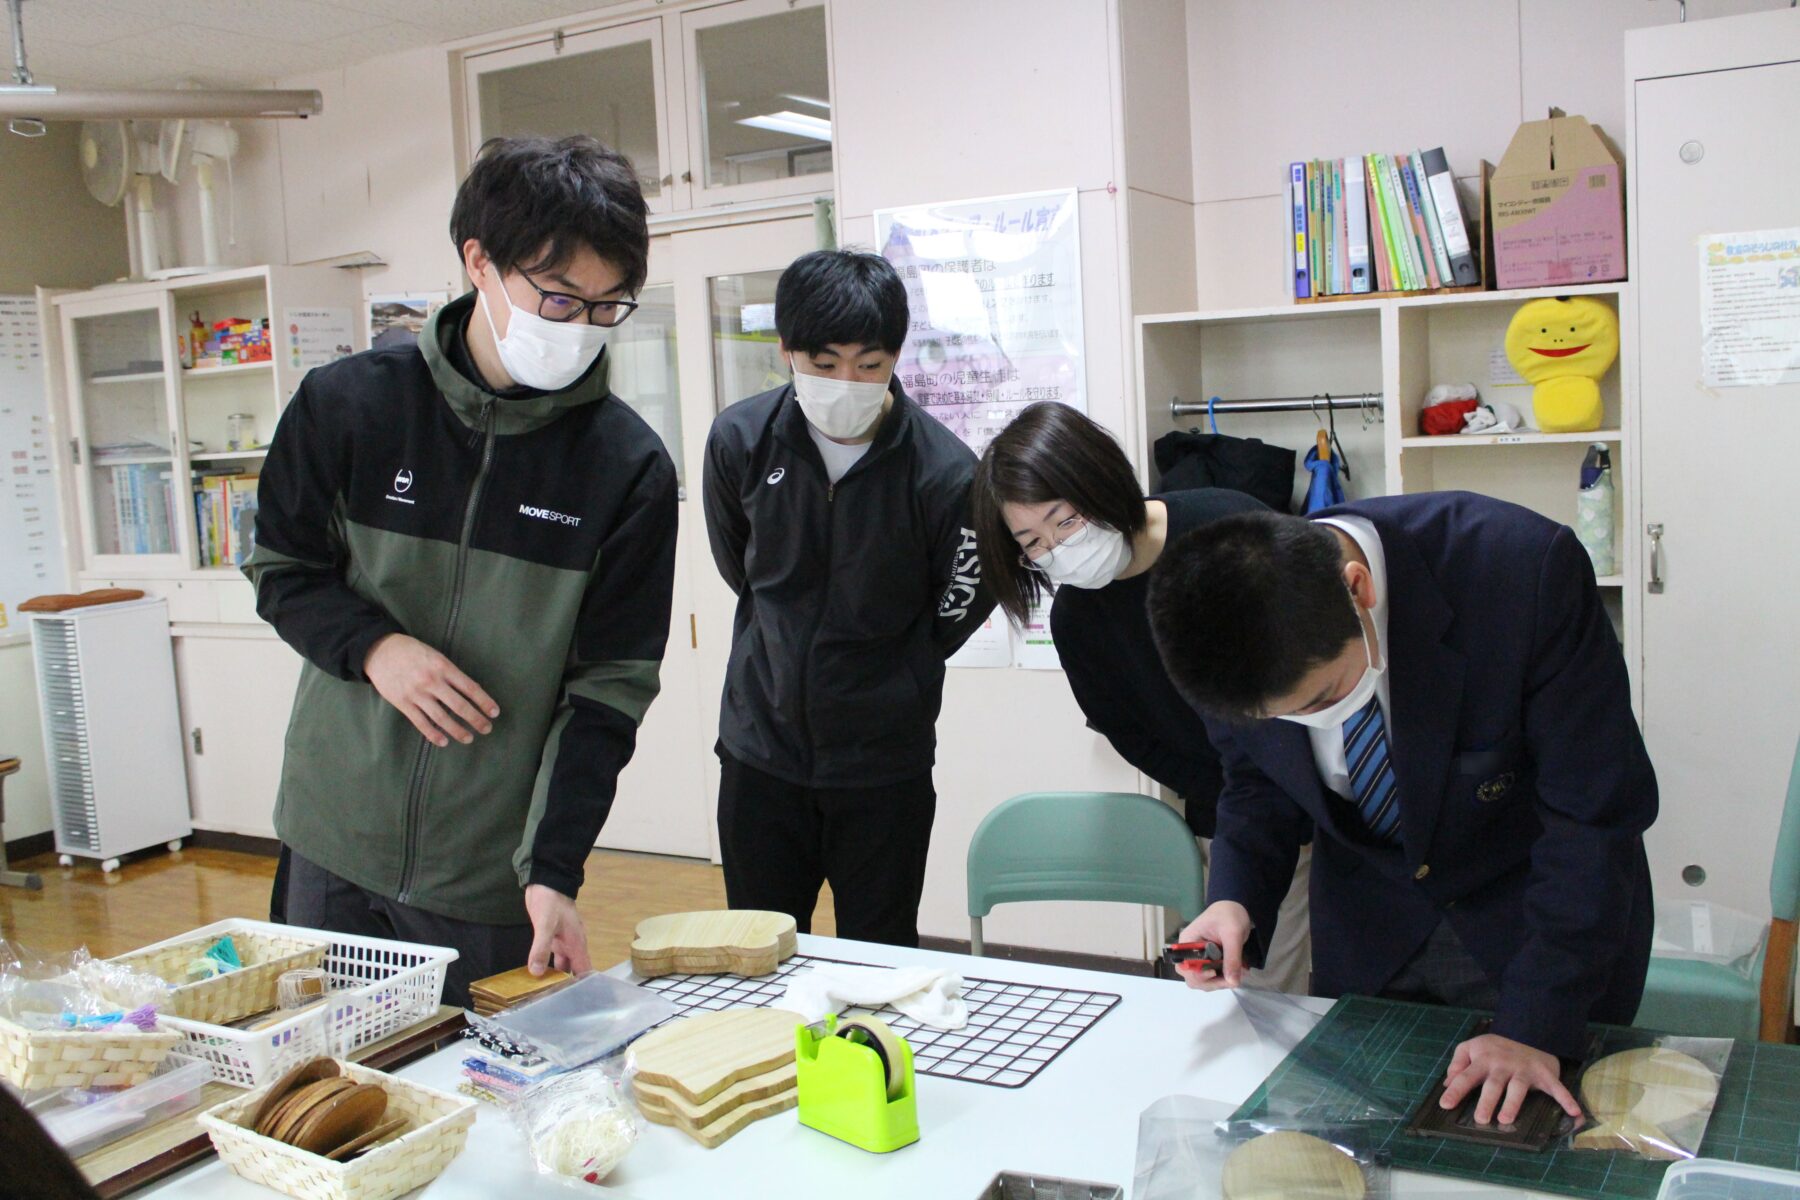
[965,791,1205,956]
[1635,734,1800,1042]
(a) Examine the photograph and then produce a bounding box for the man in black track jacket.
[702,249,994,947]
[247,137,677,1006]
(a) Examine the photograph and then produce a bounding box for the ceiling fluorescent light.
[779,92,830,111]
[0,86,322,122]
[737,110,832,142]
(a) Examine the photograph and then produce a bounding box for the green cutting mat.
[1230,995,1800,1200]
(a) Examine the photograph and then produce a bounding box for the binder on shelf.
[1364,157,1392,292]
[1344,156,1371,293]
[1323,160,1338,295]
[1289,162,1310,299]
[1420,146,1480,287]
[1413,147,1454,284]
[1307,161,1324,295]
[1334,160,1349,294]
[1399,156,1441,289]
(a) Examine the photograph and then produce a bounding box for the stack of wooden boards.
[467,966,572,1017]
[630,1007,804,1147]
[629,910,798,979]
[246,1058,408,1160]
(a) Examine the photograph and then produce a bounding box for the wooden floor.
[0,845,835,966]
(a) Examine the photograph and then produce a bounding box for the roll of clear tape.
[278,967,328,1010]
[836,1016,906,1101]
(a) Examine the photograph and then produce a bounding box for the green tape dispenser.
[795,1013,920,1153]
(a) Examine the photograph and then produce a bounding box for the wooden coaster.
[637,1079,799,1148]
[250,1058,339,1134]
[266,1078,355,1143]
[468,965,572,1011]
[630,911,798,979]
[630,1008,802,1107]
[325,1115,409,1161]
[1573,1048,1718,1160]
[1221,1131,1367,1200]
[289,1083,389,1156]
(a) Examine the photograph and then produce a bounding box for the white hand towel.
[779,964,967,1030]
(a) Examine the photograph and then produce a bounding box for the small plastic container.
[31,1059,212,1158]
[977,1174,1123,1200]
[1658,1159,1800,1200]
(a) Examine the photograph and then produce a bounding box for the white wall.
[1183,0,1785,311]
[832,0,1154,956]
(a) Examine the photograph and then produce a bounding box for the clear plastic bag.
[1567,1036,1734,1161]
[1652,900,1766,979]
[1231,989,1406,1123]
[0,942,170,1030]
[1134,1095,1393,1200]
[473,972,681,1069]
[511,1066,642,1188]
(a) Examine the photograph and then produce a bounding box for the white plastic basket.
[142,920,456,1088]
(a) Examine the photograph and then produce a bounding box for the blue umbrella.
[1303,436,1344,513]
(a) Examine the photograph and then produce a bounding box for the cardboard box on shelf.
[1489,110,1625,289]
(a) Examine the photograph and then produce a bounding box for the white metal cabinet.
[1628,11,1800,917]
[173,632,303,839]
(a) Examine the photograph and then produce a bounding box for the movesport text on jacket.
[702,384,992,789]
[246,294,678,925]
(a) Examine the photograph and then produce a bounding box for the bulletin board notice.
[875,188,1087,458]
[1700,228,1800,388]
[0,295,68,641]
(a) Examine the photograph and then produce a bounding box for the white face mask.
[479,278,608,391]
[1034,522,1134,590]
[1276,612,1383,729]
[789,355,890,440]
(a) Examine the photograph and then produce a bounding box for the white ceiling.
[8,0,629,89]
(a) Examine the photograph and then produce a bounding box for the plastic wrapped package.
[1568,1037,1734,1161]
[1232,989,1405,1124]
[1652,900,1767,978]
[471,972,682,1069]
[511,1067,642,1188]
[1134,1095,1393,1200]
[20,1059,211,1157]
[0,942,170,1030]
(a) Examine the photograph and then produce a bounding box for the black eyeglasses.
[520,273,639,327]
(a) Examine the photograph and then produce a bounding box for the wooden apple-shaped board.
[630,910,797,978]
[1571,1047,1718,1160]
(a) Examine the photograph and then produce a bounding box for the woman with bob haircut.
[968,401,1311,989]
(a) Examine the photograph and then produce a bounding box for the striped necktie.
[1342,695,1401,842]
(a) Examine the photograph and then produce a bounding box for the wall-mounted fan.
[79,119,166,278]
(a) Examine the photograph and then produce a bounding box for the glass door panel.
[68,306,180,560]
[708,270,787,415]
[465,20,678,210]
[684,0,832,203]
[607,284,685,492]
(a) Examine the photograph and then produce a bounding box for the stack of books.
[1289,148,1481,300]
[193,471,260,567]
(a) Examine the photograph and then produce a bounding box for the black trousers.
[716,752,936,948]
[278,846,534,1010]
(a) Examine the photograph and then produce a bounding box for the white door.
[174,633,303,838]
[1635,56,1800,918]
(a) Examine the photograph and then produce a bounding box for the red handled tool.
[1162,940,1223,975]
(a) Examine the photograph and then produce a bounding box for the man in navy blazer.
[1147,492,1655,1128]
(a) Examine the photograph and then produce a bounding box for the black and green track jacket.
[246,293,678,925]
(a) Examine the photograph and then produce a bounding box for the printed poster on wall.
[0,295,67,641]
[874,188,1086,457]
[284,307,357,374]
[368,292,450,349]
[1700,228,1800,388]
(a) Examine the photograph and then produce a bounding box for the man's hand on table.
[524,884,592,976]
[364,633,500,749]
[1440,1032,1583,1126]
[1172,901,1253,990]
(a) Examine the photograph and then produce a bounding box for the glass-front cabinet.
[461,0,833,214]
[53,265,364,591]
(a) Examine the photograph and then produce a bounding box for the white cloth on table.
[779,964,968,1030]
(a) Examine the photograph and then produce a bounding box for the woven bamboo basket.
[199,1059,476,1200]
[109,923,331,1026]
[0,1013,180,1090]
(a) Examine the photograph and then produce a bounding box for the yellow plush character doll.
[1503,297,1619,433]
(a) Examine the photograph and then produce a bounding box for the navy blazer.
[1205,492,1656,1057]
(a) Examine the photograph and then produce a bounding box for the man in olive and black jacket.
[703,250,993,947]
[247,136,677,1006]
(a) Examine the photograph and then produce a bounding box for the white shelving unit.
[1137,281,1638,704]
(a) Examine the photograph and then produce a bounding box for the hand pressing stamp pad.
[1403,1022,1597,1152]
